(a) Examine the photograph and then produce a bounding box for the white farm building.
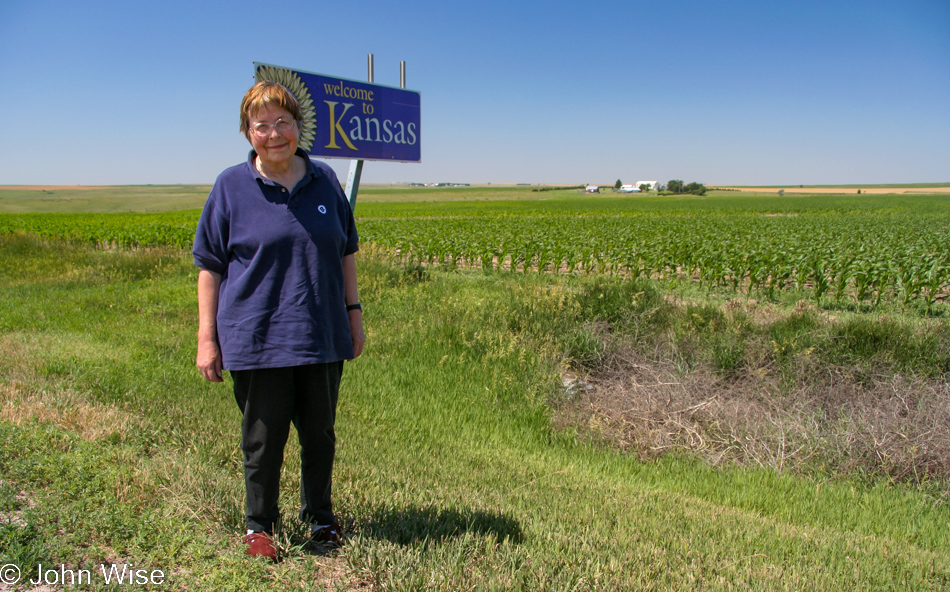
[636,181,659,191]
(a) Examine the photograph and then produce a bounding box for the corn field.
[2,206,949,308]
[359,212,950,309]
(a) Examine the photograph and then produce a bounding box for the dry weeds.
[556,334,950,488]
[0,332,142,442]
[0,381,143,442]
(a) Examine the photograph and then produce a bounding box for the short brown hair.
[239,81,303,139]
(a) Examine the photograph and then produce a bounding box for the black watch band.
[346,303,362,312]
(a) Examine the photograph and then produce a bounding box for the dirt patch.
[715,186,950,195]
[0,584,57,592]
[0,480,34,529]
[274,554,363,591]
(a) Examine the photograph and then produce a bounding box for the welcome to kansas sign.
[254,62,421,163]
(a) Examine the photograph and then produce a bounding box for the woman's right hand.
[196,338,223,382]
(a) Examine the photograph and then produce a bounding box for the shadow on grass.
[361,505,523,546]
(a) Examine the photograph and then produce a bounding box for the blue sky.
[1,0,947,185]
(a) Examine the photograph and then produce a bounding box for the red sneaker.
[244,531,278,561]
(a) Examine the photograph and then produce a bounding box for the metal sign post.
[344,54,374,210]
[344,56,409,210]
[346,54,406,212]
[344,157,364,210]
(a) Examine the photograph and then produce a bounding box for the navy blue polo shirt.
[193,150,359,370]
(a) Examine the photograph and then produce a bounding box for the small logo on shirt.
[318,205,327,214]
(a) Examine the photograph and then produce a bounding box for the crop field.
[359,211,950,310]
[1,184,950,590]
[2,186,949,311]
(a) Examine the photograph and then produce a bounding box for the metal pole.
[345,160,363,210]
[400,61,406,89]
[345,54,375,210]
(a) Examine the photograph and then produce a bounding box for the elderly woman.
[193,80,364,561]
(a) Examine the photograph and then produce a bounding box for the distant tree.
[639,183,651,192]
[666,180,706,195]
[615,179,622,189]
[684,182,707,196]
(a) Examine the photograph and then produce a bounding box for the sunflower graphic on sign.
[255,65,317,152]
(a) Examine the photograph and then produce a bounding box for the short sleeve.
[343,199,359,256]
[192,181,230,274]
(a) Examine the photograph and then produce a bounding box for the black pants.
[231,362,343,533]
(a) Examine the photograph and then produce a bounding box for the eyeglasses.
[250,118,296,138]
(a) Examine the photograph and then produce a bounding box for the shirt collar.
[246,148,322,186]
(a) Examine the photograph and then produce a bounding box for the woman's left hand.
[348,309,365,358]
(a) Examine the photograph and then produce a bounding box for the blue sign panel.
[254,62,421,163]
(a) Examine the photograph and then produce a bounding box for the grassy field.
[2,182,949,212]
[0,186,214,213]
[1,186,949,590]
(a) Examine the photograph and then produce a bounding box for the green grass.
[1,236,948,590]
